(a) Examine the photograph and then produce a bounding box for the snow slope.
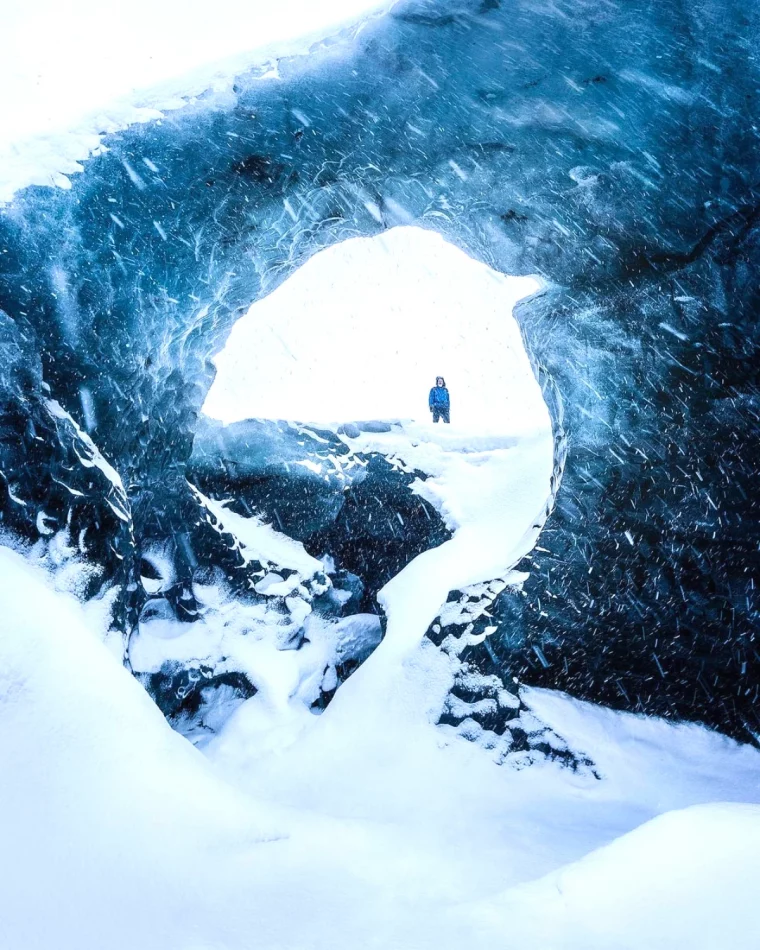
[2,545,760,950]
[0,546,280,950]
[472,802,760,950]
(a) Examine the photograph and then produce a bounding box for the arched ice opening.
[193,225,557,733]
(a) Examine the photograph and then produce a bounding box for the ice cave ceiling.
[0,0,758,740]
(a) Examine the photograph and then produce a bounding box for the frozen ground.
[2,545,760,950]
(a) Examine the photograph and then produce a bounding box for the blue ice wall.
[0,0,758,737]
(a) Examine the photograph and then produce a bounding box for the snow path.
[322,421,554,730]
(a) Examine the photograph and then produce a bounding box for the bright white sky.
[0,0,393,199]
[204,226,547,431]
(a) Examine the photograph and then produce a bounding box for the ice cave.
[0,0,759,947]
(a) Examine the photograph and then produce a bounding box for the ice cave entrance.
[203,226,549,436]
[202,223,556,736]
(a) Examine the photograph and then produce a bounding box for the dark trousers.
[432,407,450,423]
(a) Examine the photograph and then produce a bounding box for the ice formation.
[2,0,757,736]
[1,0,759,946]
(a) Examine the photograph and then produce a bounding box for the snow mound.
[482,802,760,950]
[0,545,279,949]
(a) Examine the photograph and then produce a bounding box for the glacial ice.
[2,0,757,736]
[0,0,759,945]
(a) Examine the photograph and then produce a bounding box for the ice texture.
[0,0,758,738]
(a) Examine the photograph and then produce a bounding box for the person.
[428,376,450,423]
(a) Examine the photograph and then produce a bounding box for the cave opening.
[129,223,558,741]
[194,223,553,598]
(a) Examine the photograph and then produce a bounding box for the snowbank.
[477,802,760,950]
[2,547,760,949]
[0,545,280,949]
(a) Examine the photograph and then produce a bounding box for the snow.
[320,421,553,734]
[473,802,760,949]
[193,484,323,576]
[0,545,281,950]
[131,486,335,709]
[46,399,130,520]
[2,545,760,950]
[0,0,395,202]
[3,15,758,945]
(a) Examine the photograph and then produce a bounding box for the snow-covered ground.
[3,545,760,950]
[314,419,554,738]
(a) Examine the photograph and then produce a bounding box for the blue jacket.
[429,385,450,409]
